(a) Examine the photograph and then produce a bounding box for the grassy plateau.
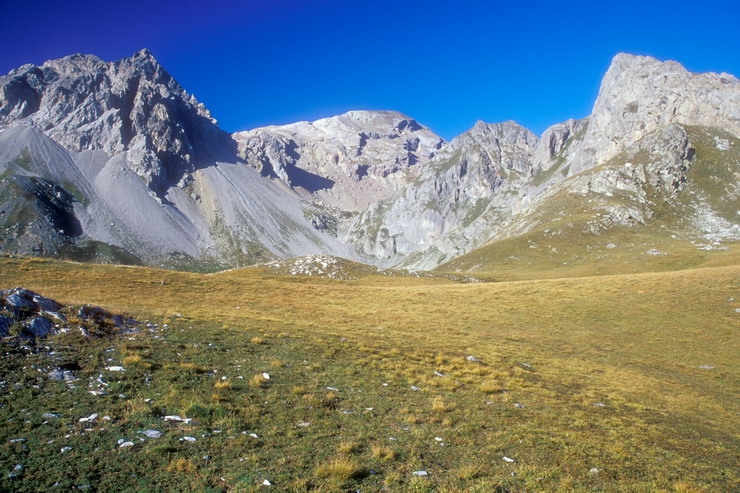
[0,254,737,492]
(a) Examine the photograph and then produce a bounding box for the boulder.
[23,317,54,338]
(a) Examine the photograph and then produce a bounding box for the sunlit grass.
[0,254,737,491]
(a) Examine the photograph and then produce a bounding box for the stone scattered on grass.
[411,385,421,391]
[262,372,271,380]
[182,436,197,442]
[697,365,715,370]
[262,479,272,486]
[49,369,77,382]
[138,429,162,438]
[119,441,135,449]
[105,366,126,372]
[60,447,72,453]
[466,355,481,362]
[589,467,600,476]
[514,403,525,408]
[646,249,667,256]
[79,413,98,423]
[326,386,339,391]
[503,456,515,462]
[412,470,429,476]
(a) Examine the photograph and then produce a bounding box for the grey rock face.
[2,288,59,317]
[561,53,740,177]
[345,121,537,263]
[344,54,739,268]
[234,110,444,212]
[0,49,233,194]
[23,317,54,338]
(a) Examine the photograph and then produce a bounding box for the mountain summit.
[0,51,737,271]
[0,49,232,194]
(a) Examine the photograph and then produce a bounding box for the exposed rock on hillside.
[234,110,444,211]
[0,49,233,194]
[0,287,137,339]
[344,121,537,263]
[344,54,739,268]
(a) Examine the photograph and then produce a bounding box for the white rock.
[138,429,162,438]
[412,470,429,476]
[119,442,135,449]
[503,456,515,462]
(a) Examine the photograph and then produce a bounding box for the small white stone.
[139,429,161,438]
[502,456,515,462]
[412,470,428,476]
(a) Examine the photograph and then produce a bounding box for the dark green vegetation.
[0,255,737,491]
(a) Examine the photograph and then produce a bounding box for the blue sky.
[2,0,738,140]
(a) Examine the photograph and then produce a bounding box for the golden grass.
[370,445,397,461]
[337,440,362,454]
[1,254,738,490]
[249,373,267,388]
[314,457,363,480]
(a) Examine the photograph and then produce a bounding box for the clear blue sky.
[1,0,738,140]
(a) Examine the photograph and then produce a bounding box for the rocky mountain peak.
[463,120,538,147]
[0,49,231,194]
[565,52,740,176]
[234,109,444,211]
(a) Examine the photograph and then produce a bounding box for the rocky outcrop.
[559,53,740,177]
[342,54,739,268]
[0,287,138,340]
[234,110,444,211]
[0,49,233,194]
[344,121,537,263]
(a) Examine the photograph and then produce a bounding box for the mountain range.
[1,50,737,271]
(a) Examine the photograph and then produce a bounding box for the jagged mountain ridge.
[234,110,444,212]
[0,49,234,195]
[0,50,737,271]
[347,53,739,268]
